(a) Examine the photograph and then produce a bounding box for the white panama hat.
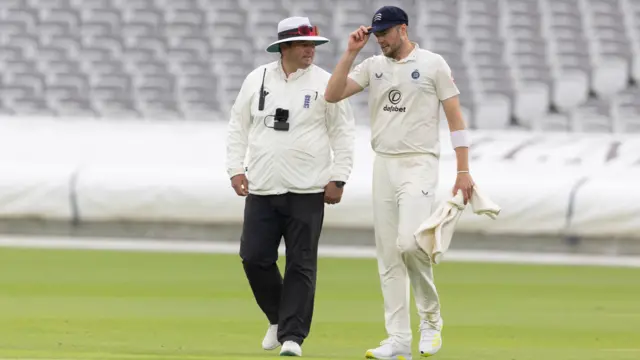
[266,16,330,53]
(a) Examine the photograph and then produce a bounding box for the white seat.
[590,56,629,98]
[550,67,590,111]
[611,86,640,132]
[471,92,511,129]
[512,82,551,128]
[569,98,614,133]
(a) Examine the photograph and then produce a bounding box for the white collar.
[388,42,419,64]
[273,60,313,81]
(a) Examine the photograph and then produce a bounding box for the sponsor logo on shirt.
[388,90,401,104]
[383,89,406,112]
[383,105,406,112]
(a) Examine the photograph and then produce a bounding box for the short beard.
[383,45,399,59]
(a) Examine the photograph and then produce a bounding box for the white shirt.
[226,60,356,196]
[348,43,459,157]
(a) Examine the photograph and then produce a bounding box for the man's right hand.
[231,174,249,196]
[348,26,371,52]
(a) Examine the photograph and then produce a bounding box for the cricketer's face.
[374,25,405,59]
[282,41,316,67]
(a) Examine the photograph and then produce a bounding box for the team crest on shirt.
[411,69,420,79]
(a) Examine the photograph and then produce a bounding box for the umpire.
[225,16,355,357]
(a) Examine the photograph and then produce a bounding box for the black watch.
[333,181,345,188]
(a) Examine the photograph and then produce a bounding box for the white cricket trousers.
[372,153,442,347]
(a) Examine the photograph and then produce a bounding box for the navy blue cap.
[370,6,409,33]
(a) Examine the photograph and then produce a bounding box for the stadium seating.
[0,0,639,132]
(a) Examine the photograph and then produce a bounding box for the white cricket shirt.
[226,60,355,196]
[348,43,459,157]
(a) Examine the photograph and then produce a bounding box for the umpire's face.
[281,41,316,67]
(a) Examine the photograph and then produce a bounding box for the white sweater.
[414,186,501,264]
[225,61,356,195]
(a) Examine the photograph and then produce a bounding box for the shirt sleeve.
[434,55,460,101]
[326,98,356,183]
[347,57,371,89]
[225,72,254,178]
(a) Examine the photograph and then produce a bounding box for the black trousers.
[239,192,325,346]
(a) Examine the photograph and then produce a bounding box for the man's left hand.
[324,182,344,205]
[453,172,474,205]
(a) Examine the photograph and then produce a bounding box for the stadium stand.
[0,0,639,131]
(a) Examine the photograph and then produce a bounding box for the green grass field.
[0,247,639,360]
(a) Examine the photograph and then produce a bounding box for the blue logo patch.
[411,69,420,79]
[303,95,311,108]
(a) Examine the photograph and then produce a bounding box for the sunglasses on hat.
[278,25,319,40]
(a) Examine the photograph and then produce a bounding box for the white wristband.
[450,129,472,148]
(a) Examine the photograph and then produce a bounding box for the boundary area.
[1,236,639,268]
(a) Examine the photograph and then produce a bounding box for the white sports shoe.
[262,324,280,350]
[279,340,302,356]
[365,338,412,360]
[419,320,443,357]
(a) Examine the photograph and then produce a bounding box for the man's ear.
[399,24,407,36]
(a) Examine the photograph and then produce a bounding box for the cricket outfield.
[0,246,638,360]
